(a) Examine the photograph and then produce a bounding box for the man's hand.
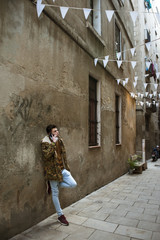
[52,136,58,143]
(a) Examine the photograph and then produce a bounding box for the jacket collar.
[42,135,52,144]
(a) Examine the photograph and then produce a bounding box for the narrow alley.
[10,160,160,240]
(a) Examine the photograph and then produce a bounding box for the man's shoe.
[58,215,69,226]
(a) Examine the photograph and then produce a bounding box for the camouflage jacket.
[41,135,70,182]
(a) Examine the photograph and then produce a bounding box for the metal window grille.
[89,77,98,146]
[115,23,121,54]
[116,95,120,144]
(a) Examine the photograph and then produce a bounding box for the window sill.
[89,145,101,149]
[86,21,106,47]
[116,143,122,146]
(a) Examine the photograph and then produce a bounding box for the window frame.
[89,76,101,147]
[88,0,101,36]
[115,22,122,59]
[115,94,122,145]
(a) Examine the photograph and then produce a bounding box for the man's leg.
[49,179,69,226]
[59,169,77,188]
[49,180,63,217]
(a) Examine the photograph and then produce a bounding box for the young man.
[41,125,77,226]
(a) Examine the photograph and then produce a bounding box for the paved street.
[10,160,160,240]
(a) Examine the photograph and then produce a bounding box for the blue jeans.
[49,169,77,217]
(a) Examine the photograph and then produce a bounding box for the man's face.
[51,128,59,137]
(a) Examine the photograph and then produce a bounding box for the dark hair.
[46,125,57,134]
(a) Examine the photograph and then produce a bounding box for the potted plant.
[127,158,136,174]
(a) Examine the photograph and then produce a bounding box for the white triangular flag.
[140,101,144,106]
[156,72,160,79]
[144,83,148,89]
[105,55,109,61]
[146,42,151,52]
[156,103,159,107]
[130,48,135,57]
[123,81,126,86]
[83,8,92,20]
[134,76,138,82]
[130,92,134,98]
[105,10,114,22]
[153,100,156,105]
[117,60,122,68]
[125,78,129,83]
[53,0,55,2]
[133,82,137,88]
[159,94,160,98]
[149,94,153,98]
[141,94,144,99]
[138,93,141,97]
[117,52,121,60]
[149,103,151,107]
[146,61,151,69]
[37,0,45,18]
[145,92,149,97]
[130,11,138,25]
[94,58,98,66]
[154,83,158,90]
[60,7,69,19]
[117,79,121,85]
[153,91,157,96]
[131,61,136,69]
[103,59,108,68]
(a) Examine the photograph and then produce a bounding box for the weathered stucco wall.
[0,0,136,239]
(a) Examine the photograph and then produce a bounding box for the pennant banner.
[116,79,121,85]
[117,52,121,60]
[156,72,160,79]
[145,92,149,97]
[130,11,138,25]
[154,83,158,90]
[133,82,137,88]
[37,0,45,18]
[125,78,129,84]
[103,59,108,68]
[117,60,122,68]
[145,42,151,52]
[130,48,135,57]
[60,7,69,19]
[153,91,157,96]
[134,76,138,82]
[105,10,114,22]
[83,8,91,20]
[131,61,136,69]
[144,83,148,89]
[94,58,98,66]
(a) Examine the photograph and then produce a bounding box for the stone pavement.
[10,160,160,240]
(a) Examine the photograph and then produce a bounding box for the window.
[144,29,151,43]
[122,41,126,60]
[89,76,100,146]
[117,0,124,6]
[115,23,121,58]
[115,94,121,144]
[88,0,101,35]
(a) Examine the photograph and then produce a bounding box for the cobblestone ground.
[10,160,160,240]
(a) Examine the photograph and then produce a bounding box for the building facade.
[134,0,160,159]
[0,0,138,238]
